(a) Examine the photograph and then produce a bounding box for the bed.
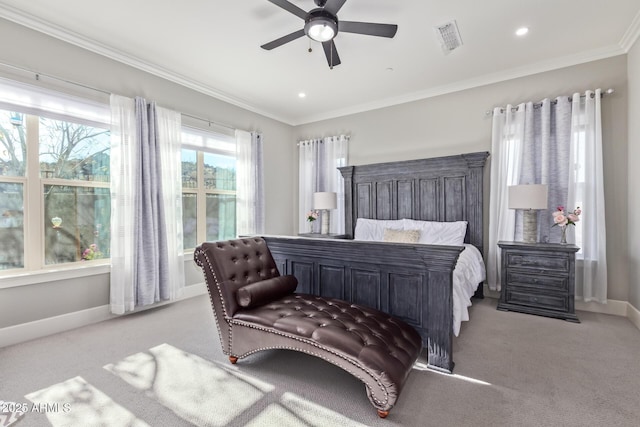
[264,151,489,373]
[352,217,486,337]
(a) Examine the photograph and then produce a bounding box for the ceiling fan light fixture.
[304,10,338,42]
[308,22,335,42]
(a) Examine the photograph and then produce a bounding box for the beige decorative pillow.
[382,228,421,243]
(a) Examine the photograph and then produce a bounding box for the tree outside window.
[0,109,110,271]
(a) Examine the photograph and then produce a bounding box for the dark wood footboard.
[263,235,463,373]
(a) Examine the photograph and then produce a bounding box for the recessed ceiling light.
[516,27,529,36]
[298,92,306,98]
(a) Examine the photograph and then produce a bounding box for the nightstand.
[497,241,580,322]
[297,233,347,239]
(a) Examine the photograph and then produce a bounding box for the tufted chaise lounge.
[194,237,422,418]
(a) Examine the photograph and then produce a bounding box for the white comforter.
[452,244,486,336]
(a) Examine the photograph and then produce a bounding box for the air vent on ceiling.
[434,20,463,54]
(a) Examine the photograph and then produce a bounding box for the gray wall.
[0,17,634,330]
[294,55,630,303]
[628,39,640,310]
[0,18,295,328]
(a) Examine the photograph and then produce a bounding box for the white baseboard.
[484,284,639,331]
[0,283,207,348]
[576,299,628,317]
[2,283,637,347]
[627,302,640,330]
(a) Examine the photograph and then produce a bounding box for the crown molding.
[293,45,626,125]
[0,5,294,125]
[0,4,633,127]
[620,10,640,52]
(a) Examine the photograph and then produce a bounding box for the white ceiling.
[1,0,639,125]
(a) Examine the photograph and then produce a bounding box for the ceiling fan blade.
[261,29,306,50]
[339,21,398,38]
[322,40,341,69]
[324,0,347,15]
[266,0,308,20]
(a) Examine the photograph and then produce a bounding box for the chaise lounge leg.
[377,410,389,419]
[229,356,238,364]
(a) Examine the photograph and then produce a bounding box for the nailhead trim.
[229,318,391,408]
[194,248,230,354]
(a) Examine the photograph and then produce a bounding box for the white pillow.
[354,218,404,241]
[402,219,468,246]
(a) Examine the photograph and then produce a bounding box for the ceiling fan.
[261,0,398,69]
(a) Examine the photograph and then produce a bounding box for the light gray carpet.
[1,295,639,427]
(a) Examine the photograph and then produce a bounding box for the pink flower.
[551,206,582,231]
[553,214,567,224]
[306,210,318,222]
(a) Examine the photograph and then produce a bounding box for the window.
[181,127,236,250]
[0,79,110,273]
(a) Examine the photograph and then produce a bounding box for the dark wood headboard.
[338,151,489,252]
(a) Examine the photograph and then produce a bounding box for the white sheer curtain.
[235,130,264,235]
[488,91,608,302]
[110,94,184,314]
[487,104,525,290]
[298,135,349,234]
[568,90,608,303]
[299,138,321,233]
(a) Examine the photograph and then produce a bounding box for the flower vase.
[308,221,314,234]
[560,226,567,244]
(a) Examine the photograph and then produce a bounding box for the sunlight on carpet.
[246,392,369,427]
[104,343,274,426]
[413,361,492,385]
[24,376,149,427]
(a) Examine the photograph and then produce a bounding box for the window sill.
[0,262,111,289]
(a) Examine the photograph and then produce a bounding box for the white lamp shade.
[313,192,337,210]
[508,184,548,210]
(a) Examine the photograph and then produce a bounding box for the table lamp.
[508,184,548,243]
[313,192,337,234]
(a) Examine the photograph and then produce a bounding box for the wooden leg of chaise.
[377,410,389,419]
[229,356,238,364]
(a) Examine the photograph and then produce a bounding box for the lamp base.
[321,210,330,234]
[522,210,538,243]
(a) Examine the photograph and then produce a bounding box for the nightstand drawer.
[506,253,569,272]
[505,288,568,312]
[506,270,568,290]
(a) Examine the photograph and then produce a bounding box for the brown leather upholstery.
[194,237,422,416]
[236,275,298,308]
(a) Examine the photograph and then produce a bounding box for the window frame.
[0,91,111,279]
[181,127,237,252]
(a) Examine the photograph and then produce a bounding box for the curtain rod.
[180,113,236,132]
[296,135,351,146]
[0,61,111,95]
[485,88,615,116]
[0,60,237,132]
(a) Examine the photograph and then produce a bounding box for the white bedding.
[354,218,486,336]
[451,244,486,336]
